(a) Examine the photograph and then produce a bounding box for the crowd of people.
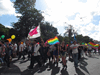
[0,39,100,70]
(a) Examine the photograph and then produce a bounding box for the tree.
[13,0,44,41]
[40,22,58,42]
[14,0,36,15]
[13,9,44,41]
[83,36,93,43]
[64,24,77,43]
[57,34,64,43]
[0,24,9,39]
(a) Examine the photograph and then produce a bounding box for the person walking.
[28,39,42,69]
[18,42,25,60]
[4,40,11,68]
[70,41,83,68]
[53,44,59,66]
[60,41,67,69]
[13,42,17,58]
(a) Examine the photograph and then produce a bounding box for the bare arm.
[58,46,59,54]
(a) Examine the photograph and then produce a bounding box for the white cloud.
[6,25,13,29]
[40,0,100,41]
[0,0,20,16]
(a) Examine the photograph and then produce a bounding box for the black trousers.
[28,51,32,58]
[30,55,42,68]
[4,54,10,67]
[78,50,81,60]
[40,53,47,64]
[48,51,53,62]
[18,51,25,60]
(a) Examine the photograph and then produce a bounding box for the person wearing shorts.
[60,41,67,69]
[53,44,59,66]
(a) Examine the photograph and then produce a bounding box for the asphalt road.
[0,53,100,75]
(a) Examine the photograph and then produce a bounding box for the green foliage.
[14,0,36,14]
[57,34,64,43]
[0,24,9,38]
[12,9,44,41]
[75,35,93,44]
[0,0,94,43]
[13,0,59,41]
[40,22,58,42]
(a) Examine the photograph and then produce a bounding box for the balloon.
[0,38,1,40]
[7,38,12,43]
[11,35,15,39]
[21,42,23,44]
[82,43,84,45]
[1,35,5,39]
[85,43,87,45]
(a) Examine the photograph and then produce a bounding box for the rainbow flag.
[88,42,99,49]
[47,36,60,45]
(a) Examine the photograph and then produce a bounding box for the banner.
[28,25,41,39]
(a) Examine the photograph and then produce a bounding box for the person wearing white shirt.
[18,42,25,60]
[13,42,17,57]
[70,41,83,68]
[28,39,42,69]
[28,43,32,59]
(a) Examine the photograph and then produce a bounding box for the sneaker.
[57,62,58,67]
[65,65,67,68]
[54,62,56,65]
[27,66,33,70]
[75,65,78,68]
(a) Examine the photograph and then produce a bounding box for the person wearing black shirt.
[40,41,46,66]
[4,40,10,68]
[78,45,82,60]
[84,46,88,56]
[60,41,67,69]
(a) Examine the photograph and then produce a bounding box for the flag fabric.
[47,36,60,45]
[87,42,99,49]
[45,41,48,46]
[88,42,99,47]
[74,34,77,41]
[28,25,41,39]
[29,27,38,36]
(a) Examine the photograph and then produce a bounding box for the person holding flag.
[28,39,42,69]
[70,41,84,68]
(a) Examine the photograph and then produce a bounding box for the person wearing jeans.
[70,41,84,68]
[72,53,78,67]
